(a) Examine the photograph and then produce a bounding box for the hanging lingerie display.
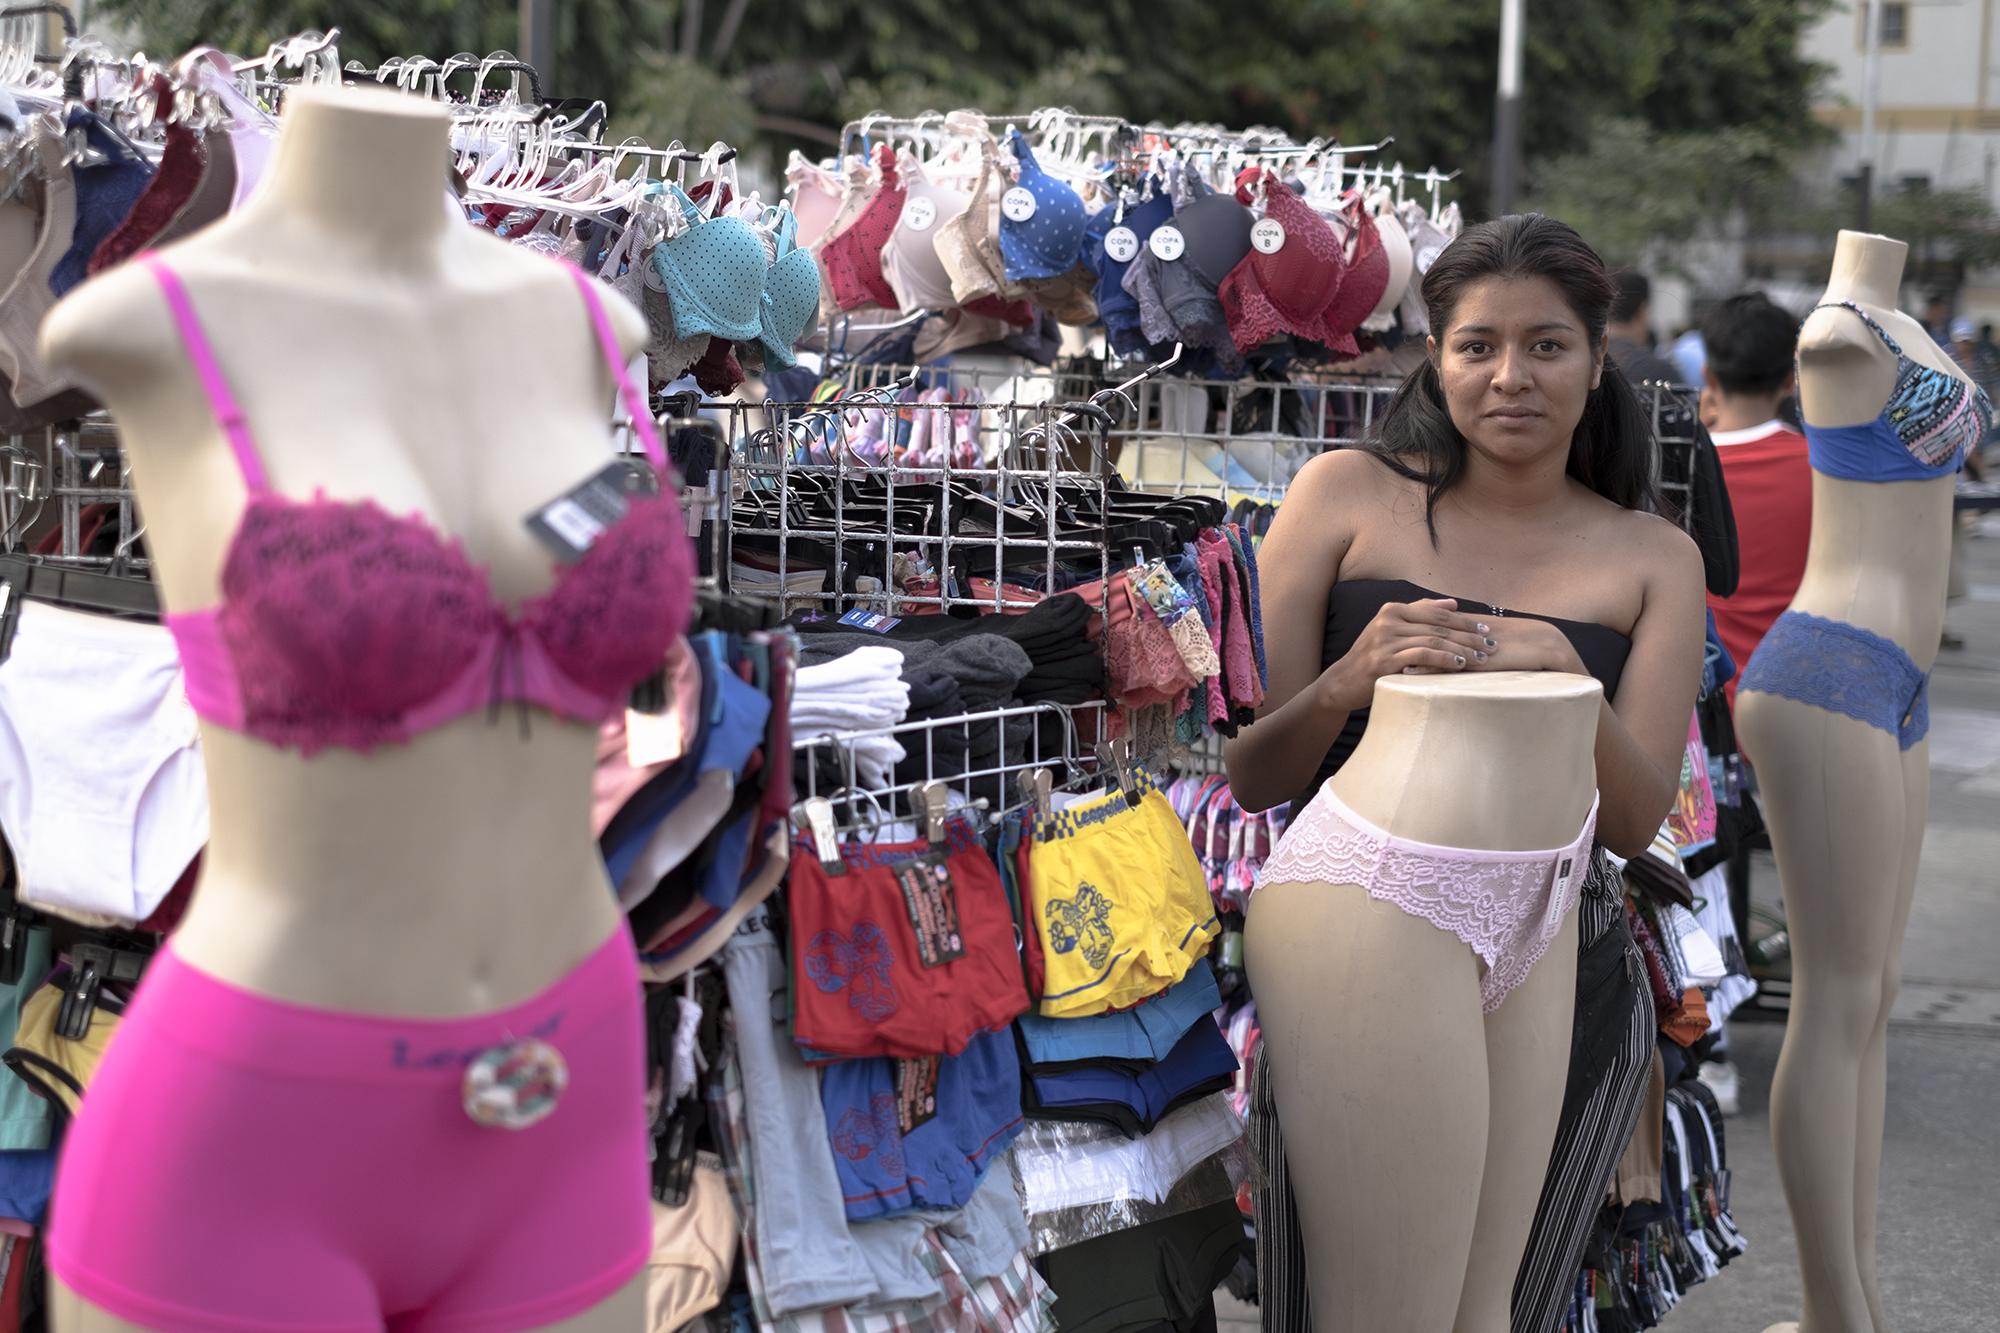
[0,18,1752,1333]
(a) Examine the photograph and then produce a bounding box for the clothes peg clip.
[795,798,845,876]
[919,782,951,848]
[1095,737,1141,805]
[0,904,30,987]
[56,959,100,1040]
[1017,768,1053,822]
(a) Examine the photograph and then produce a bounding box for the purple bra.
[141,255,695,756]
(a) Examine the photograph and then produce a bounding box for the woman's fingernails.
[1402,666,1420,674]
[1475,651,1488,661]
[1454,655,1466,667]
[1485,637,1497,648]
[1476,623,1490,633]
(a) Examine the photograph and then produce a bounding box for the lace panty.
[1738,609,1930,750]
[1254,785,1598,1012]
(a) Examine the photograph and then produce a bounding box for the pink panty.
[49,929,650,1332]
[1255,786,1598,1011]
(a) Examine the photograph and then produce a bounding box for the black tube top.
[1287,578,1633,812]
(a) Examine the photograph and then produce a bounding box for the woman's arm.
[1483,514,1707,855]
[1593,519,1708,854]
[1223,453,1491,811]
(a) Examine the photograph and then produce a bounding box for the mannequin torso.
[39,87,651,1018]
[1792,230,1962,659]
[1329,671,1600,850]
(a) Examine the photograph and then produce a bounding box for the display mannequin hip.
[1735,230,1960,1333]
[1245,671,1600,1333]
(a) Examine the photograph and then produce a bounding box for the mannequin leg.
[49,1278,148,1333]
[1852,743,1928,1333]
[1452,909,1579,1333]
[1247,879,1489,1333]
[1740,695,1918,1333]
[528,1273,645,1330]
[52,1272,647,1331]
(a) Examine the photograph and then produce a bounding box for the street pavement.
[1218,512,2000,1333]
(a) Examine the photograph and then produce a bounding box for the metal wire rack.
[793,699,1110,833]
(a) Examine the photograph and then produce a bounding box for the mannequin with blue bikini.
[1737,229,1991,1333]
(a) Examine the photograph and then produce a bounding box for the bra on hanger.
[0,122,90,414]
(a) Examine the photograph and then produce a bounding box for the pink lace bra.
[142,255,695,756]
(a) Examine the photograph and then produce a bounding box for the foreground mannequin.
[1248,673,1598,1330]
[1736,230,1988,1333]
[39,86,684,1331]
[1225,215,1705,1331]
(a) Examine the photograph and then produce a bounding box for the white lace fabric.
[1255,785,1599,1012]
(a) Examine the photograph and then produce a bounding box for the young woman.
[1226,212,1703,855]
[1227,213,1707,1333]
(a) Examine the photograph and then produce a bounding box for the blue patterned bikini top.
[1803,301,1992,482]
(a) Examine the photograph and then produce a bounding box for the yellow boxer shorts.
[1027,768,1220,1018]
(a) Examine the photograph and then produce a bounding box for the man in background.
[1922,294,1953,345]
[1608,270,1685,386]
[1700,293,1811,706]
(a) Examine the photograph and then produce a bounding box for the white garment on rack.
[1011,1091,1243,1215]
[792,646,911,787]
[0,602,208,924]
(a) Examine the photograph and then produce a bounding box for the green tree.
[95,0,1835,219]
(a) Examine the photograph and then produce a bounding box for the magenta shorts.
[49,928,651,1332]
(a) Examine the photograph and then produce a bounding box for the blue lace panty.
[1739,611,1930,750]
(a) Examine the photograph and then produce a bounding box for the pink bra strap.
[562,261,668,470]
[139,254,270,493]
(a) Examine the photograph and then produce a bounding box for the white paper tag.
[1149,225,1186,261]
[1002,187,1038,222]
[1546,855,1577,931]
[1103,225,1139,263]
[626,705,688,768]
[1251,218,1287,254]
[903,196,937,232]
[540,497,604,552]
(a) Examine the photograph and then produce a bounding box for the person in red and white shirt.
[1700,293,1810,707]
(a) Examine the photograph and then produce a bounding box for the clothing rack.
[719,392,1125,619]
[794,699,1110,832]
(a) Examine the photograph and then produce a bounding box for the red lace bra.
[142,254,695,755]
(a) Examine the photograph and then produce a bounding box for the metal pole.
[1491,0,1524,215]
[1858,0,1883,230]
[519,0,555,94]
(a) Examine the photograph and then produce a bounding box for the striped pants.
[1249,850,1654,1333]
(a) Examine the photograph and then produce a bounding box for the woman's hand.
[1473,616,1589,675]
[1318,598,1498,712]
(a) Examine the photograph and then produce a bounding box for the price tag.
[1001,187,1038,222]
[1415,242,1445,272]
[525,459,658,563]
[837,608,903,633]
[1103,225,1140,263]
[1546,855,1577,932]
[892,853,965,968]
[1149,225,1186,261]
[903,196,937,232]
[1251,218,1287,254]
[895,1057,941,1134]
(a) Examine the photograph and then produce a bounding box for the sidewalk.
[1215,512,2000,1333]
